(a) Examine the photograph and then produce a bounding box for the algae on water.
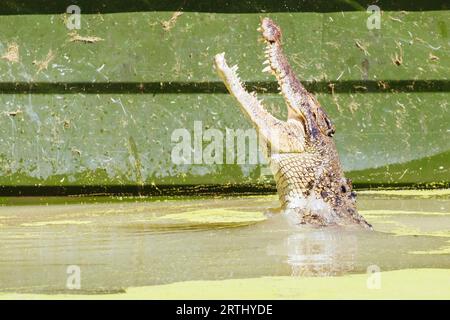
[1,269,449,300]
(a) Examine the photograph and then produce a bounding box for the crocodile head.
[214,18,371,229]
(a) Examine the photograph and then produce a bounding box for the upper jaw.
[258,19,336,140]
[258,20,314,138]
[259,18,282,44]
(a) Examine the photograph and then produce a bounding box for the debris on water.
[69,31,104,43]
[32,49,56,73]
[1,42,19,63]
[161,11,183,31]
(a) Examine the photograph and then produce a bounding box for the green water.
[0,191,449,295]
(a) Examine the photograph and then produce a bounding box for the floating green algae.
[409,241,450,255]
[358,189,450,197]
[390,228,450,238]
[1,269,449,300]
[361,210,450,216]
[152,209,266,224]
[20,220,92,227]
[132,209,267,230]
[369,218,450,238]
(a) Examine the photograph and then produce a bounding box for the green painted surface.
[0,92,447,187]
[322,11,450,81]
[0,11,448,83]
[348,150,450,187]
[0,8,448,191]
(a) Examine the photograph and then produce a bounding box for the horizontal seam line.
[0,80,448,94]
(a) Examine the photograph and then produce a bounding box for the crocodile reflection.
[267,227,358,276]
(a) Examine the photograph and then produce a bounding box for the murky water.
[0,191,449,295]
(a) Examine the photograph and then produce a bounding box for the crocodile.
[214,18,372,229]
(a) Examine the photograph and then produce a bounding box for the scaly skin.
[214,18,372,229]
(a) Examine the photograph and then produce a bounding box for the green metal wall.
[0,1,448,194]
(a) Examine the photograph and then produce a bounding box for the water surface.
[0,190,449,296]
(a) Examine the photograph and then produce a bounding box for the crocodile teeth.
[262,66,272,73]
[262,60,270,65]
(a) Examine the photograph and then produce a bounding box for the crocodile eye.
[340,185,347,193]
